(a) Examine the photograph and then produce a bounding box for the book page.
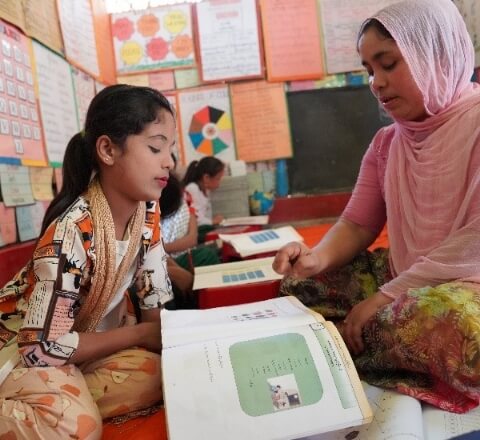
[193,256,282,290]
[162,296,325,348]
[163,312,368,439]
[423,404,480,440]
[303,383,424,440]
[219,225,303,257]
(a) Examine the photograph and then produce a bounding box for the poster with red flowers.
[111,4,195,74]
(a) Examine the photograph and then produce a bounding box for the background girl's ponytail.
[182,160,199,186]
[182,157,225,187]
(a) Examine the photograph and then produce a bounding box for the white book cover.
[193,256,282,290]
[220,215,270,227]
[219,225,304,257]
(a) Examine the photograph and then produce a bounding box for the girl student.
[274,0,480,413]
[0,84,175,439]
[182,156,225,242]
[161,170,220,270]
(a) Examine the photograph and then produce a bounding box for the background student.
[182,156,225,242]
[161,171,220,269]
[273,0,480,413]
[160,170,219,308]
[0,84,175,439]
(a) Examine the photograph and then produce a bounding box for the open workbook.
[304,382,480,440]
[161,296,373,440]
[219,225,304,257]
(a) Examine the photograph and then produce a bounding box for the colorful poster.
[56,0,100,78]
[0,20,47,166]
[32,41,78,166]
[29,166,54,201]
[0,163,34,206]
[230,81,292,162]
[320,0,398,74]
[72,67,96,129]
[0,202,16,246]
[195,0,263,82]
[260,0,324,81]
[16,200,47,242]
[178,85,236,165]
[111,4,195,74]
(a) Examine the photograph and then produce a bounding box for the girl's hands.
[272,241,322,278]
[341,292,393,355]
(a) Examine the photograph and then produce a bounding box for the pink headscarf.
[370,0,480,297]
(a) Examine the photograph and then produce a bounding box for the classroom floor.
[101,223,390,440]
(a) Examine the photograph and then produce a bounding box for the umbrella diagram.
[188,106,233,156]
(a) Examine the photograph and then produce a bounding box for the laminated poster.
[0,20,46,165]
[111,4,195,74]
[178,85,236,165]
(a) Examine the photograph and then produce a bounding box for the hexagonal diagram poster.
[111,4,195,74]
[178,85,236,165]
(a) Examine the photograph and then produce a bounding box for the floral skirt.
[279,249,480,413]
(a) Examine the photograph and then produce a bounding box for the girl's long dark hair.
[40,84,174,235]
[182,156,225,186]
[160,172,183,219]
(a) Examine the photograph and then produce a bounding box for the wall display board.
[286,86,391,194]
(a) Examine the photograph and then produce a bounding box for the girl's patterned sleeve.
[17,216,87,367]
[134,201,173,310]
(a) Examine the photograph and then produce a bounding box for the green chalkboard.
[286,86,391,195]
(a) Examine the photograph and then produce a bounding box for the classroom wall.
[0,0,479,250]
